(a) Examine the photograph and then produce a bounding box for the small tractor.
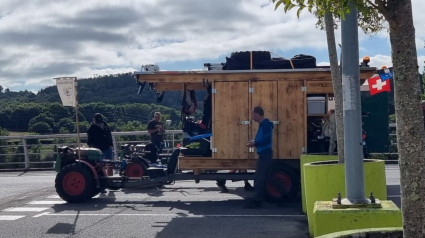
[54,144,180,203]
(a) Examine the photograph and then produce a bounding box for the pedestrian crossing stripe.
[27,201,67,205]
[0,215,25,221]
[3,207,50,212]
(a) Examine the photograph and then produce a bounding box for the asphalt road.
[0,165,401,238]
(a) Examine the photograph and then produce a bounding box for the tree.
[57,118,75,133]
[272,0,384,163]
[28,113,55,132]
[0,127,8,163]
[273,0,425,236]
[0,85,3,93]
[29,122,53,134]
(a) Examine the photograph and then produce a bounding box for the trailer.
[54,52,376,204]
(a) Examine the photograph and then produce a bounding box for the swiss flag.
[368,75,391,96]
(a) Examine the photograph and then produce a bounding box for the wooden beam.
[135,69,375,84]
[306,81,334,93]
[153,83,206,91]
[178,157,258,170]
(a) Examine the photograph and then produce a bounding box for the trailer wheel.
[265,165,300,203]
[124,161,147,177]
[55,163,94,203]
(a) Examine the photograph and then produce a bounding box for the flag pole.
[74,78,81,160]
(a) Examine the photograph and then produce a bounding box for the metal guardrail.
[0,130,184,170]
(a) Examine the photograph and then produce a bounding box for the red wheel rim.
[125,163,145,177]
[62,172,86,196]
[266,171,292,198]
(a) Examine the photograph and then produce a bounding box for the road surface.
[0,165,400,238]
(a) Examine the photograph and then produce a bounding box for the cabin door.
[250,81,279,159]
[213,81,250,159]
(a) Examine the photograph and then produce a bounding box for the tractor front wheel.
[55,163,95,203]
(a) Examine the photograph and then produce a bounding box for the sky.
[0,0,424,93]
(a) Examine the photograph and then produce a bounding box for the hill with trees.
[0,72,205,134]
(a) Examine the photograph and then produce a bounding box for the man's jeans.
[101,148,113,161]
[254,153,273,202]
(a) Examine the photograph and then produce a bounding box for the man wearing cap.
[87,113,114,161]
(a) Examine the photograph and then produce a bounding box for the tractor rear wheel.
[55,163,95,203]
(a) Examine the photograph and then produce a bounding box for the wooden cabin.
[134,62,376,174]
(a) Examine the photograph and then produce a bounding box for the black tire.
[290,54,317,68]
[55,163,95,203]
[231,51,271,62]
[264,164,300,203]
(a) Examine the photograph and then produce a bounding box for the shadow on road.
[154,214,309,238]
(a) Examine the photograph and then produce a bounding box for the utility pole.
[341,2,368,204]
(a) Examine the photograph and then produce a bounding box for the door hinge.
[249,87,254,93]
[239,120,250,125]
[249,147,255,153]
[301,86,307,92]
[271,121,280,125]
[302,147,306,153]
[212,88,217,94]
[212,148,217,153]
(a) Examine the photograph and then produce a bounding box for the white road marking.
[0,215,25,221]
[27,201,67,205]
[3,207,50,212]
[33,212,51,218]
[47,194,100,199]
[46,195,60,199]
[33,212,304,218]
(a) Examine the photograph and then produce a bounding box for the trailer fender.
[77,160,101,188]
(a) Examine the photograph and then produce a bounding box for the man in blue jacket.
[244,106,274,209]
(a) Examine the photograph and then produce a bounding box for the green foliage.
[29,122,53,134]
[271,0,385,35]
[0,127,8,159]
[0,73,209,134]
[28,113,55,131]
[389,114,396,123]
[75,121,90,134]
[57,118,75,133]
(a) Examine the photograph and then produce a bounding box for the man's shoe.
[244,183,254,191]
[244,200,261,209]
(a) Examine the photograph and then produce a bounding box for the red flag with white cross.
[368,75,391,96]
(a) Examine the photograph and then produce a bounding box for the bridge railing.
[0,130,184,170]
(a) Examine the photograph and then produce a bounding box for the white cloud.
[0,0,424,91]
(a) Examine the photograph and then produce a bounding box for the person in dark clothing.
[244,106,274,209]
[147,112,165,152]
[87,113,114,161]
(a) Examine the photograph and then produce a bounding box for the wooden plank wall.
[213,81,250,159]
[277,81,305,159]
[251,81,279,159]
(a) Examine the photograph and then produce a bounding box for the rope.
[269,51,295,69]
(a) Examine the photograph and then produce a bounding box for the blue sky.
[0,0,424,93]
